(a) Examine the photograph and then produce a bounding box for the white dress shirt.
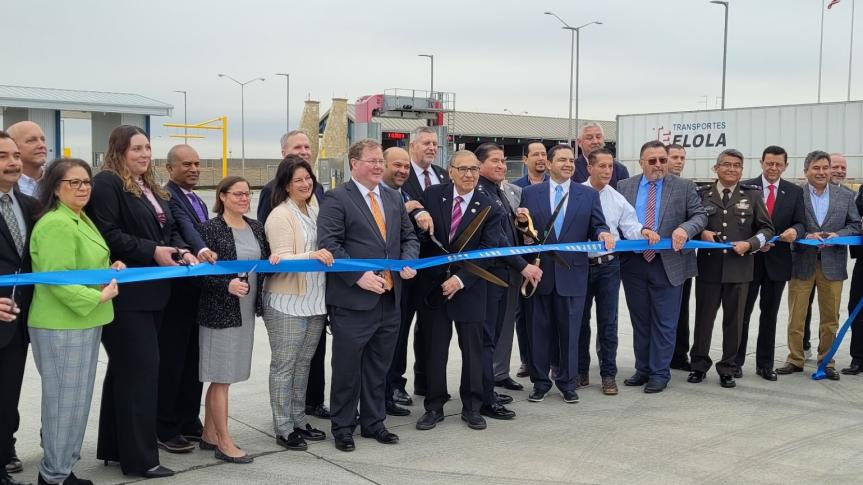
[412,161,441,190]
[353,177,385,223]
[549,178,571,217]
[582,180,643,257]
[17,171,41,197]
[760,175,780,202]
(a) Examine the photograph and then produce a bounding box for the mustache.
[2,168,21,175]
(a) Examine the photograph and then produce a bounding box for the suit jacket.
[402,163,450,202]
[417,183,502,322]
[791,183,861,281]
[197,215,269,329]
[258,179,325,224]
[87,171,189,312]
[851,184,863,260]
[166,180,209,254]
[317,179,420,311]
[617,174,708,287]
[743,177,806,281]
[519,180,609,297]
[0,188,38,347]
[572,155,630,189]
[476,176,527,273]
[695,183,774,284]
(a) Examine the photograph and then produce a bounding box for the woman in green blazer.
[28,159,125,485]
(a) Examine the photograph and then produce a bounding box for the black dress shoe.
[824,367,841,381]
[182,430,203,443]
[495,377,524,391]
[334,434,355,452]
[719,375,736,388]
[670,359,691,371]
[416,410,445,430]
[460,412,487,430]
[360,428,399,444]
[199,439,217,451]
[4,473,32,485]
[840,363,863,375]
[732,368,743,379]
[214,449,254,464]
[157,435,196,453]
[756,367,778,381]
[139,465,175,479]
[386,401,411,416]
[516,364,529,378]
[562,390,580,403]
[305,403,331,419]
[624,373,649,386]
[277,431,308,451]
[480,403,516,420]
[5,448,22,474]
[62,472,93,485]
[528,389,546,402]
[775,363,803,374]
[687,371,705,383]
[392,388,413,405]
[296,423,326,441]
[643,379,667,393]
[494,392,513,405]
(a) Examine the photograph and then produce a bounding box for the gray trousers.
[493,268,521,380]
[263,306,325,437]
[29,326,102,484]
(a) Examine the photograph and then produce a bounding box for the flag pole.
[819,0,826,103]
[849,0,856,100]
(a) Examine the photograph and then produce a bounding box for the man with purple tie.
[157,145,217,453]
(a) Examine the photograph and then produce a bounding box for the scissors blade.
[538,192,569,245]
[463,261,509,288]
[452,206,491,253]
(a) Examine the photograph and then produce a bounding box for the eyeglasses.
[717,162,743,170]
[226,191,253,199]
[355,158,386,166]
[643,157,668,165]
[61,179,92,190]
[451,166,480,174]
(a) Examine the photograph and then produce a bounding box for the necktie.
[722,188,731,206]
[766,184,776,217]
[423,169,433,191]
[0,194,24,256]
[643,182,657,262]
[553,185,565,238]
[186,192,208,222]
[368,192,393,290]
[449,195,464,243]
[401,190,410,203]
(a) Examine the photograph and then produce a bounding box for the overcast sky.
[4,0,860,159]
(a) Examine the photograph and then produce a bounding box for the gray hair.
[410,126,437,145]
[279,129,309,149]
[578,121,604,138]
[449,150,478,165]
[715,148,744,166]
[803,150,831,171]
[166,144,195,165]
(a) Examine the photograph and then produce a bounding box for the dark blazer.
[791,183,860,281]
[317,180,420,311]
[0,189,39,347]
[197,215,269,329]
[87,171,188,312]
[851,184,863,260]
[166,180,208,254]
[258,179,324,224]
[476,176,528,272]
[402,163,450,202]
[572,155,630,189]
[417,183,502,322]
[743,177,806,281]
[519,180,609,297]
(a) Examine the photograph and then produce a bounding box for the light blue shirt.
[808,183,830,226]
[17,172,40,197]
[635,176,664,229]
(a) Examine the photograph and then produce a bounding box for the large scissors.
[520,193,571,298]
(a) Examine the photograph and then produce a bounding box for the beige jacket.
[264,199,319,295]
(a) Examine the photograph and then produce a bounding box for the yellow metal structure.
[163,117,229,177]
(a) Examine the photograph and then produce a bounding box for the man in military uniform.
[688,149,774,388]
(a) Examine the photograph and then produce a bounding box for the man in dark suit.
[734,146,805,381]
[415,150,504,431]
[156,145,218,453]
[843,178,863,375]
[519,144,614,404]
[0,131,39,485]
[571,122,629,188]
[397,126,450,398]
[256,130,330,420]
[317,139,419,452]
[617,140,707,393]
[688,149,774,389]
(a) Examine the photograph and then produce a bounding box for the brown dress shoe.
[576,374,590,389]
[601,376,618,395]
[775,363,804,375]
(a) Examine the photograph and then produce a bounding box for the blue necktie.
[553,185,564,238]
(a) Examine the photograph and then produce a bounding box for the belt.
[589,254,615,266]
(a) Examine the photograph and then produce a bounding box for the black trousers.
[671,277,693,365]
[848,259,863,365]
[691,280,747,376]
[157,286,203,441]
[387,278,423,399]
[482,267,509,406]
[98,310,162,474]
[421,306,483,415]
[329,293,399,438]
[0,326,26,466]
[737,262,786,370]
[306,327,326,407]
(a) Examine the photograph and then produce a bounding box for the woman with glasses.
[197,176,270,464]
[28,159,125,485]
[87,125,197,479]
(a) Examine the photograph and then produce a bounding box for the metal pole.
[568,29,574,146]
[819,0,826,103]
[174,90,188,141]
[430,55,434,95]
[240,83,245,173]
[720,3,728,109]
[575,28,580,144]
[287,74,290,131]
[849,0,856,101]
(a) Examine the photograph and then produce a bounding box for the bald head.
[6,121,47,174]
[165,144,201,189]
[383,147,411,189]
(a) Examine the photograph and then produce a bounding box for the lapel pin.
[471,208,476,213]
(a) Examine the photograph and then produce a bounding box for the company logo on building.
[655,121,727,148]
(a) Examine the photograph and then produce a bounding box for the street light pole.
[174,90,188,141]
[418,54,434,95]
[710,1,729,109]
[275,73,290,132]
[218,73,265,173]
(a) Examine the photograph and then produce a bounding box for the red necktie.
[643,182,657,262]
[449,196,464,242]
[766,184,776,217]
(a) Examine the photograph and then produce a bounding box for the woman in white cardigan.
[263,157,334,451]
